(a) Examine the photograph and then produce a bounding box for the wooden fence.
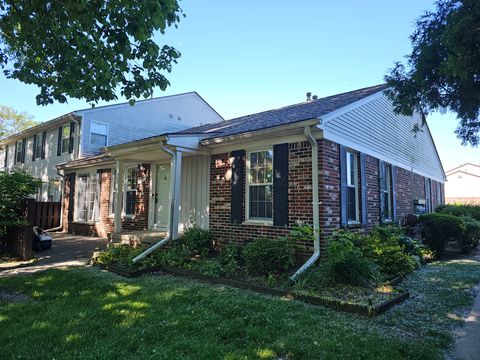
[31,201,61,229]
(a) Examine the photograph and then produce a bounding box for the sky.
[0,0,478,171]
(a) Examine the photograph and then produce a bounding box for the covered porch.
[108,134,210,241]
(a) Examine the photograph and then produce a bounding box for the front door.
[154,163,171,229]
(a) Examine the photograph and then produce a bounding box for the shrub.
[460,216,480,252]
[419,213,466,257]
[192,259,223,277]
[0,169,42,234]
[436,204,480,221]
[96,245,146,269]
[351,228,417,277]
[220,243,242,276]
[242,238,294,276]
[181,225,212,257]
[322,232,380,286]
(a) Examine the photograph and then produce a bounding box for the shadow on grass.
[1,263,478,360]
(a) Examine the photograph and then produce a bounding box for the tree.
[0,105,37,139]
[0,1,184,106]
[385,0,480,146]
[0,169,41,234]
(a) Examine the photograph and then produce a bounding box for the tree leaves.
[385,0,480,146]
[0,105,37,139]
[0,0,184,106]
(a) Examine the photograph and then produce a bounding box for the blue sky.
[0,0,478,170]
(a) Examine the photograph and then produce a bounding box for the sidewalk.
[0,233,107,278]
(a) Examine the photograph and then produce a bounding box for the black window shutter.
[68,173,76,222]
[391,165,397,222]
[32,135,37,161]
[273,143,289,227]
[69,121,75,154]
[57,126,63,156]
[230,150,245,224]
[339,145,347,227]
[360,153,367,225]
[41,131,47,159]
[4,144,8,168]
[21,138,26,163]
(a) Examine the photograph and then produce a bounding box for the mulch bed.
[96,263,410,317]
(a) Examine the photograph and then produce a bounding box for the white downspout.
[132,142,178,263]
[290,125,321,281]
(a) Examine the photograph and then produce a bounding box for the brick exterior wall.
[209,141,316,257]
[64,164,151,237]
[208,138,444,259]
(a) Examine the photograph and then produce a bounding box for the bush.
[324,234,379,286]
[181,225,212,257]
[419,213,466,257]
[96,245,146,269]
[347,227,418,277]
[460,216,480,252]
[436,204,480,221]
[242,238,294,276]
[220,243,242,276]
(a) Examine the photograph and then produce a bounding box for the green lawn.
[0,257,479,360]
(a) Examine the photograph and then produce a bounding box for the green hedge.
[242,238,294,276]
[436,204,480,221]
[419,213,466,257]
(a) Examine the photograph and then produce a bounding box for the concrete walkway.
[0,233,107,278]
[453,247,480,360]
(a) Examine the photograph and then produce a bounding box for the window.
[125,167,137,215]
[76,174,99,222]
[380,162,393,221]
[247,150,273,220]
[90,121,108,146]
[346,151,359,223]
[35,133,43,159]
[61,126,70,153]
[15,139,24,164]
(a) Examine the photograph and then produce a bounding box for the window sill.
[72,221,96,225]
[347,221,362,228]
[243,220,273,227]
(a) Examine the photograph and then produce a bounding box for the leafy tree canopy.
[385,0,480,146]
[0,169,41,233]
[0,105,37,139]
[0,1,184,106]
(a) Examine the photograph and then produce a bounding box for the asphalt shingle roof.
[178,84,388,139]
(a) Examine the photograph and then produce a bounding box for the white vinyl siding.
[178,155,210,232]
[323,94,445,183]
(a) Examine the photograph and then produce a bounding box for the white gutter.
[132,142,177,263]
[290,125,321,281]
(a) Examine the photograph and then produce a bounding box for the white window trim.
[109,169,117,217]
[90,120,109,146]
[346,150,360,224]
[35,133,43,159]
[124,166,137,217]
[61,126,71,154]
[15,140,23,163]
[245,148,274,224]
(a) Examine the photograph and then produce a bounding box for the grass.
[0,257,479,360]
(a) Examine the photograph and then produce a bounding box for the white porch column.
[113,160,124,234]
[169,150,182,239]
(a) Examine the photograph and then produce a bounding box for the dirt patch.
[0,289,32,303]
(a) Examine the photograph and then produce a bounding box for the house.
[58,84,446,261]
[445,163,480,204]
[0,92,223,202]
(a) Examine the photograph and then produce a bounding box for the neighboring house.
[445,163,480,204]
[58,84,445,259]
[0,92,223,202]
